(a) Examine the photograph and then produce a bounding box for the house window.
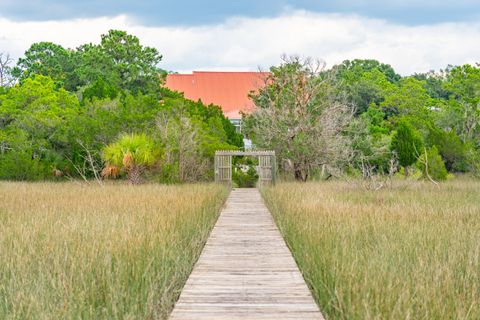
[230,119,242,133]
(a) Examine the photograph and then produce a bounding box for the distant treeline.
[0,30,479,182]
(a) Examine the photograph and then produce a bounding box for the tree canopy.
[0,30,242,182]
[246,58,480,181]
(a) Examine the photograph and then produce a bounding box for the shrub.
[232,158,259,188]
[466,147,480,178]
[0,150,49,180]
[391,120,424,175]
[417,146,448,181]
[102,133,159,184]
[233,166,259,188]
[427,129,467,172]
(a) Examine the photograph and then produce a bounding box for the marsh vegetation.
[263,179,480,319]
[0,182,227,319]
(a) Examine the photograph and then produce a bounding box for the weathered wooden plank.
[169,188,324,320]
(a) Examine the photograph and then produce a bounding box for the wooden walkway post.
[169,188,324,320]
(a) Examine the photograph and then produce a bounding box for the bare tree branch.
[0,53,15,87]
[247,55,353,181]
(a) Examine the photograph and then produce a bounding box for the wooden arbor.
[214,150,276,186]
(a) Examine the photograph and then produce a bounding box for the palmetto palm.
[102,133,159,184]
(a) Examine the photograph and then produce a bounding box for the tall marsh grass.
[0,182,228,319]
[262,179,480,319]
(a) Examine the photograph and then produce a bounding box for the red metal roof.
[165,71,269,119]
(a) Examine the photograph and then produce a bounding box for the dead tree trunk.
[294,162,308,182]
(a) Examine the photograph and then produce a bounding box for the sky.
[1,0,479,75]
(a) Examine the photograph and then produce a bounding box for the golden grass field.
[262,179,480,320]
[0,182,228,319]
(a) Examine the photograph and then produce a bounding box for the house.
[165,71,269,133]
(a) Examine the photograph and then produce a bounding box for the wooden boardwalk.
[169,188,324,320]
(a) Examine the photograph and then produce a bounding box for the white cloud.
[1,11,479,75]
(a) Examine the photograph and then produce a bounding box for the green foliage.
[380,77,433,124]
[154,107,235,183]
[427,129,467,171]
[417,146,448,181]
[232,158,259,188]
[0,131,51,180]
[442,64,480,143]
[348,115,392,173]
[391,120,424,171]
[362,106,389,135]
[0,71,238,182]
[103,133,159,184]
[0,75,80,179]
[77,30,163,97]
[466,147,480,178]
[334,60,400,115]
[103,133,159,168]
[339,69,395,115]
[82,78,119,101]
[335,59,401,84]
[413,71,451,100]
[13,30,163,98]
[233,166,259,188]
[12,42,80,91]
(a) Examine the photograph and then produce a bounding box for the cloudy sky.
[1,0,479,75]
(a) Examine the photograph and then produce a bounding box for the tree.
[246,56,353,181]
[417,146,448,182]
[413,70,450,100]
[12,30,163,98]
[82,78,119,101]
[12,42,79,91]
[347,112,392,174]
[0,75,80,179]
[154,102,237,183]
[427,128,466,171]
[391,120,424,176]
[381,77,433,126]
[77,30,163,97]
[0,128,51,180]
[346,70,393,115]
[102,133,159,184]
[335,59,401,84]
[442,64,480,144]
[0,53,14,88]
[156,112,208,182]
[334,60,399,115]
